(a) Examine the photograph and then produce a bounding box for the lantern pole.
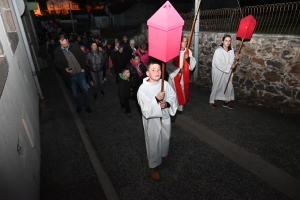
[224,38,244,94]
[161,62,165,92]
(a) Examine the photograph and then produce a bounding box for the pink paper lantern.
[147,1,184,62]
[236,15,257,39]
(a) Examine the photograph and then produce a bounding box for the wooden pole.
[161,62,165,92]
[180,0,202,79]
[224,38,244,94]
[187,0,202,50]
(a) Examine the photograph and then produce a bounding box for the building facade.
[0,0,42,199]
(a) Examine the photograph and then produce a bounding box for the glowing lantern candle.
[147,1,184,63]
[236,15,257,39]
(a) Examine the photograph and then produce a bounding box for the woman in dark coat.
[126,53,147,102]
[114,46,128,84]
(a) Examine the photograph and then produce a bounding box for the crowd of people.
[47,28,239,181]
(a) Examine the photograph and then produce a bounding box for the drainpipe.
[25,4,39,47]
[193,0,200,83]
[12,0,44,99]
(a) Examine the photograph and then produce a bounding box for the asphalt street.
[39,65,300,200]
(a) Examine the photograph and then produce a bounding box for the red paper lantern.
[236,15,257,39]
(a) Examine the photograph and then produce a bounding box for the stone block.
[266,86,278,94]
[280,87,293,97]
[266,60,283,69]
[233,76,239,82]
[295,54,300,62]
[290,65,300,73]
[252,57,265,66]
[281,50,293,60]
[263,71,281,82]
[242,46,256,57]
[236,68,253,78]
[245,79,254,89]
[256,84,265,90]
[261,80,270,85]
[264,92,274,99]
[255,73,262,81]
[238,77,246,84]
[287,79,299,86]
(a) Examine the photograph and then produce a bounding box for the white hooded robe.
[137,77,178,168]
[209,46,235,103]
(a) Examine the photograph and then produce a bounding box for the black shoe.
[94,94,98,99]
[76,107,82,113]
[100,91,105,96]
[177,110,183,114]
[223,102,234,109]
[85,107,92,113]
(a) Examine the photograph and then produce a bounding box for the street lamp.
[68,0,75,34]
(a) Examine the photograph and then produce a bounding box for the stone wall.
[133,26,300,113]
[197,32,300,113]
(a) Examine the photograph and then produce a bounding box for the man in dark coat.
[54,34,92,113]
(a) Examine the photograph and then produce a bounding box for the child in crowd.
[137,61,178,181]
[118,68,132,117]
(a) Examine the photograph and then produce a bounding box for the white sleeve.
[188,49,196,71]
[164,82,178,116]
[137,87,162,119]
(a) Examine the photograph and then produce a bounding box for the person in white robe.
[209,35,239,109]
[137,61,178,180]
[166,36,196,112]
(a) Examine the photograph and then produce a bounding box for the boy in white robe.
[137,61,178,180]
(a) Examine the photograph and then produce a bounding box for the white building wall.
[0,0,41,199]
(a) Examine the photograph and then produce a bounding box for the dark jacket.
[114,52,128,74]
[54,42,86,86]
[101,51,109,69]
[86,50,104,72]
[118,74,131,104]
[48,42,58,54]
[127,62,147,87]
[125,46,137,61]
